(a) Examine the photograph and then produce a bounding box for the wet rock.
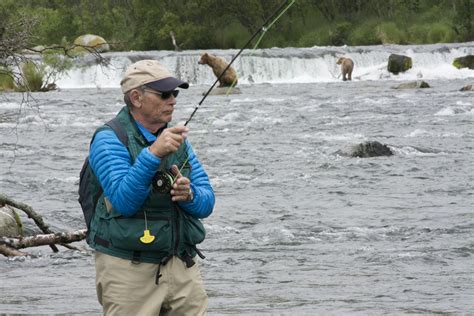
[350,141,393,158]
[0,205,23,237]
[73,34,110,53]
[202,87,241,96]
[452,55,474,70]
[460,84,474,91]
[39,83,57,92]
[392,81,430,89]
[387,54,412,74]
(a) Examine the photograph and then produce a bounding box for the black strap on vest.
[94,235,109,248]
[131,251,141,264]
[180,252,196,268]
[155,255,172,285]
[105,117,129,147]
[191,245,206,259]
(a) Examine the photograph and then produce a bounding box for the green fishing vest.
[87,107,206,264]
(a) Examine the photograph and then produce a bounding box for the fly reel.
[152,171,174,193]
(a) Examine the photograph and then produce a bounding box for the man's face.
[137,88,178,127]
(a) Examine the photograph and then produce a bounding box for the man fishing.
[86,59,215,315]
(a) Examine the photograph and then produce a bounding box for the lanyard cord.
[173,0,295,184]
[184,0,295,126]
[225,0,296,95]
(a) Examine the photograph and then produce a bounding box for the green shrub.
[349,21,382,45]
[376,22,406,44]
[0,68,15,91]
[214,23,250,49]
[329,22,352,46]
[427,23,456,43]
[12,49,73,92]
[418,5,445,23]
[298,29,330,47]
[20,61,45,92]
[407,24,429,44]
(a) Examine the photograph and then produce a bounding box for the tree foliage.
[0,0,472,51]
[0,4,105,92]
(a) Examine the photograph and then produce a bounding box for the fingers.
[169,125,189,138]
[150,126,189,157]
[161,127,188,149]
[171,164,190,188]
[170,164,192,202]
[170,165,182,178]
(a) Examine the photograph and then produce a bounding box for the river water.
[1,44,473,315]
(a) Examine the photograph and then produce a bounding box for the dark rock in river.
[350,141,393,158]
[387,54,412,74]
[392,81,430,89]
[203,87,241,96]
[452,55,474,70]
[460,84,474,91]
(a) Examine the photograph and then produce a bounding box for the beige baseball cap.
[120,59,189,93]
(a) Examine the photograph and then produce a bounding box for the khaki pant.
[95,252,208,316]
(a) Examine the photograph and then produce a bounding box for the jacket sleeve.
[89,129,161,217]
[178,139,215,219]
[89,131,214,219]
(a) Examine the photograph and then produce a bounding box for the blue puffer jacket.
[89,121,214,219]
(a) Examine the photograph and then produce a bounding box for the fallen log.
[0,194,87,254]
[0,194,54,235]
[0,194,59,252]
[0,229,86,250]
[0,244,29,257]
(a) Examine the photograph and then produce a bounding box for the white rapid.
[55,42,474,89]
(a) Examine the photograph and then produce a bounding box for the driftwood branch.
[0,194,54,233]
[0,229,87,250]
[0,194,59,252]
[0,244,29,257]
[24,43,111,66]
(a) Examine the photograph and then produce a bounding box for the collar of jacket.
[118,106,167,145]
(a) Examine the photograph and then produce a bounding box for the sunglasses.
[144,89,179,100]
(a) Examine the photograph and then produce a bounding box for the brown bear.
[336,57,354,81]
[198,52,238,87]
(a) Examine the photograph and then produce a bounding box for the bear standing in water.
[198,52,238,87]
[336,57,354,81]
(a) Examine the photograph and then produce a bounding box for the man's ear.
[130,89,143,108]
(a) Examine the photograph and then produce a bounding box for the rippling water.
[1,79,473,315]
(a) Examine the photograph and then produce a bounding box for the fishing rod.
[184,0,295,126]
[151,0,295,193]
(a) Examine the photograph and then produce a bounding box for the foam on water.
[0,102,22,109]
[1,48,473,315]
[391,146,447,156]
[52,43,474,89]
[434,105,474,116]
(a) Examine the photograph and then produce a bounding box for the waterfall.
[56,42,474,89]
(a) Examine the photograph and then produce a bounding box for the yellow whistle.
[140,229,155,244]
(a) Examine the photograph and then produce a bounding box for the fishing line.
[159,0,296,192]
[184,0,295,126]
[225,0,296,95]
[155,0,295,192]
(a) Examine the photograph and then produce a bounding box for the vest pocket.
[181,212,206,246]
[108,215,173,252]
